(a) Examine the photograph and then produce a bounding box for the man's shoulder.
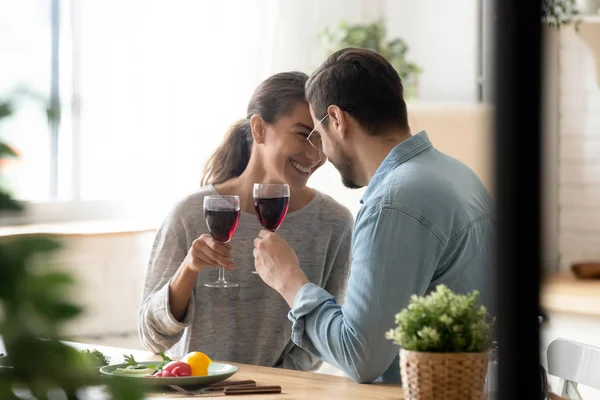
[358,157,493,240]
[384,152,489,209]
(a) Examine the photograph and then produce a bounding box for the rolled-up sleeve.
[288,206,443,383]
[139,277,195,353]
[280,213,353,372]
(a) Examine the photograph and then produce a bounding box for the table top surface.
[67,342,403,400]
[541,273,600,317]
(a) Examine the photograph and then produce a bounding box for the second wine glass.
[252,183,290,274]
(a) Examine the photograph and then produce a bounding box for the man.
[252,48,494,383]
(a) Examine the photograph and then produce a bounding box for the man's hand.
[253,230,309,307]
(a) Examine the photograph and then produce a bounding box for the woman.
[139,72,353,371]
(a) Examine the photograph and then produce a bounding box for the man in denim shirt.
[253,48,494,383]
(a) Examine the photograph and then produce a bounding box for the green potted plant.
[542,0,581,29]
[320,20,421,100]
[386,285,494,400]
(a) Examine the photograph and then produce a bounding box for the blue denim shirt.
[288,131,494,383]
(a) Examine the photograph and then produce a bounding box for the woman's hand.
[182,234,234,272]
[169,234,234,321]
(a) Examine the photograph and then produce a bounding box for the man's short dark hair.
[306,47,409,136]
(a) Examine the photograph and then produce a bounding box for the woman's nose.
[305,143,324,163]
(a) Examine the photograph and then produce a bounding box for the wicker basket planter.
[400,349,489,400]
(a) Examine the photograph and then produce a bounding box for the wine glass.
[252,183,290,274]
[203,195,241,288]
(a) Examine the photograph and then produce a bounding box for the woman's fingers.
[192,235,233,268]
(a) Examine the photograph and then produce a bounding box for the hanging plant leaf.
[0,190,23,212]
[0,101,13,120]
[0,143,18,159]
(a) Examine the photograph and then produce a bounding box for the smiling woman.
[200,72,324,191]
[138,71,355,373]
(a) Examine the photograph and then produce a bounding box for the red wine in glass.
[252,184,290,274]
[254,196,289,231]
[203,195,240,288]
[205,209,240,243]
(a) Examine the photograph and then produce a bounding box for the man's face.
[309,106,364,189]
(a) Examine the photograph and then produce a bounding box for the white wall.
[384,0,479,102]
[556,26,600,271]
[262,0,479,100]
[261,0,385,76]
[260,0,479,102]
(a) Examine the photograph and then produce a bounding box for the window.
[2,0,274,222]
[0,0,54,202]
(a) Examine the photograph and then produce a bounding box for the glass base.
[205,281,239,288]
[251,270,258,275]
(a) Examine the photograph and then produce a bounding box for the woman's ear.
[250,114,265,144]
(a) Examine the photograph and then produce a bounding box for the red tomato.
[162,361,192,377]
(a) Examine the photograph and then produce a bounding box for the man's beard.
[341,172,362,189]
[329,145,363,189]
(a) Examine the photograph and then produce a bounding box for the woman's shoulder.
[164,186,216,225]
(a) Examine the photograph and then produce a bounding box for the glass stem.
[218,267,226,282]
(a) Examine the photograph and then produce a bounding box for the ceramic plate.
[100,361,238,387]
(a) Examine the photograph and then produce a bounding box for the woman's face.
[256,101,325,190]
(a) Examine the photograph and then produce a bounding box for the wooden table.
[67,342,403,400]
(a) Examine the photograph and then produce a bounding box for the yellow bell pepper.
[182,351,212,376]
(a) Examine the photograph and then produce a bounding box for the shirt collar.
[360,130,433,204]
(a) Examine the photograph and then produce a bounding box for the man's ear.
[250,114,265,144]
[327,105,348,140]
